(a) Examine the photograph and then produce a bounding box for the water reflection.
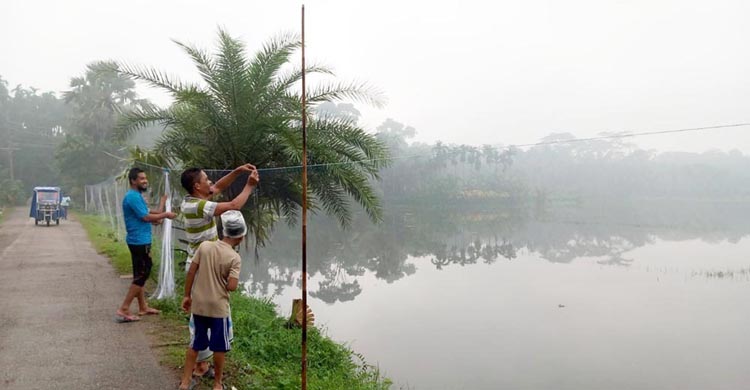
[241,200,750,303]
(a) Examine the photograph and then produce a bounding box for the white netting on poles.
[84,177,128,240]
[152,170,176,298]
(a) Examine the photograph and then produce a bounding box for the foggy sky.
[3,0,750,153]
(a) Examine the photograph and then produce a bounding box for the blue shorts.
[189,314,233,353]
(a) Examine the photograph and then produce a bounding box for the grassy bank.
[0,206,8,224]
[76,211,392,390]
[76,213,133,274]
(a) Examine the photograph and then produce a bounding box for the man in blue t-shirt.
[115,167,176,323]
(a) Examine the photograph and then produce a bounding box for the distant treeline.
[3,71,749,208]
[369,117,750,203]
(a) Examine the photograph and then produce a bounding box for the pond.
[240,199,750,389]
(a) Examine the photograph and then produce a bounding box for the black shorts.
[128,244,152,287]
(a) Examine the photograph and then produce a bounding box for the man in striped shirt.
[180,164,259,268]
[180,164,259,380]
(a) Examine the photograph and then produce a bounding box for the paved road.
[0,208,175,390]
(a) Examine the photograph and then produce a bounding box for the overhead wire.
[96,122,750,174]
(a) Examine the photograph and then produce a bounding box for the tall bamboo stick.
[300,4,308,390]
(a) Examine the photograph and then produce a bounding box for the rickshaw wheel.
[56,219,60,225]
[35,220,38,226]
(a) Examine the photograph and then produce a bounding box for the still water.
[240,200,750,389]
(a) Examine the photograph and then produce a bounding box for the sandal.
[194,365,215,379]
[178,377,199,390]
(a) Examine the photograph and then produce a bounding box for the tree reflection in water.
[239,199,750,303]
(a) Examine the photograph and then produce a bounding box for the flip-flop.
[193,365,215,379]
[114,314,141,323]
[138,308,161,316]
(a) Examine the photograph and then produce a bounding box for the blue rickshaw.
[30,186,62,226]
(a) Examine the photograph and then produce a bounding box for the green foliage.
[226,295,391,390]
[152,292,391,390]
[0,169,24,206]
[56,61,149,195]
[76,211,391,389]
[115,29,390,243]
[63,61,146,146]
[374,119,519,202]
[0,75,68,193]
[55,134,121,196]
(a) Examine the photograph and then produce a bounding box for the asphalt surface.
[0,208,176,390]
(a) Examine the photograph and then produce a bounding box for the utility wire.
[98,122,750,174]
[511,123,750,148]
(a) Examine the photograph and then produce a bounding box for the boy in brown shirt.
[179,210,245,390]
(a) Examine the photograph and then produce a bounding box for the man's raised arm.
[210,163,257,195]
[214,169,260,216]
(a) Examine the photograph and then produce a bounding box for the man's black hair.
[181,167,203,195]
[128,167,144,184]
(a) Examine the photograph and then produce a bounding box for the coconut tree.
[116,29,389,243]
[55,61,149,194]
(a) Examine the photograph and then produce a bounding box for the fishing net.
[152,169,176,299]
[84,177,127,240]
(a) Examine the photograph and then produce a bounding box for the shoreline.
[76,210,392,390]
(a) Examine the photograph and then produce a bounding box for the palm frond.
[248,32,300,94]
[306,81,386,108]
[311,175,352,227]
[116,63,200,97]
[172,39,218,92]
[114,102,172,141]
[275,62,335,91]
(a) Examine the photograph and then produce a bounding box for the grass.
[76,211,392,390]
[0,206,8,225]
[76,212,133,275]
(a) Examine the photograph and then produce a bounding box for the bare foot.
[138,307,161,316]
[194,362,212,377]
[179,377,197,390]
[115,310,140,323]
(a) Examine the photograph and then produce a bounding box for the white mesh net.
[152,170,176,298]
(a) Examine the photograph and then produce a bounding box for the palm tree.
[55,61,147,193]
[64,61,145,145]
[116,29,390,243]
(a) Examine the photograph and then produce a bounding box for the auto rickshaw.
[30,186,62,226]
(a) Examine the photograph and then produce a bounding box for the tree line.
[3,29,750,237]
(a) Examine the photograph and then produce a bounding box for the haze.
[3,0,749,152]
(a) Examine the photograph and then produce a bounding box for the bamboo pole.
[300,4,309,390]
